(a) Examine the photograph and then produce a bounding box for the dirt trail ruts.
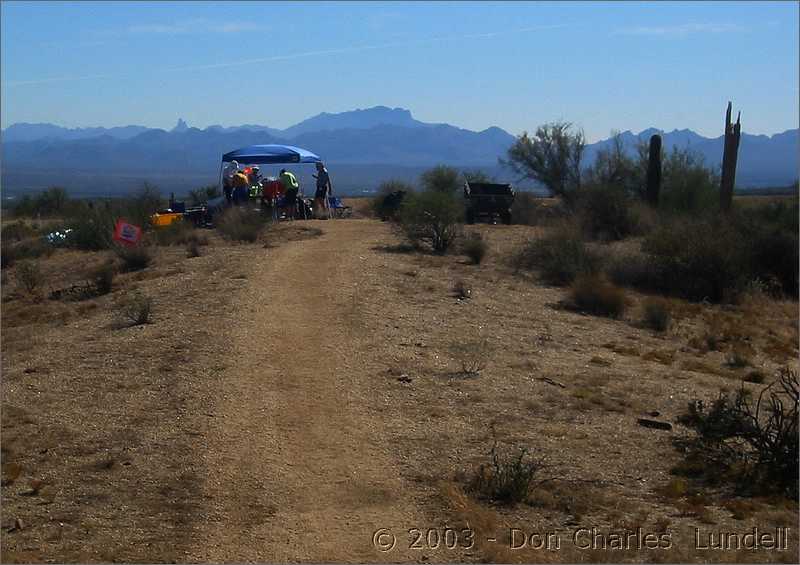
[190,221,427,563]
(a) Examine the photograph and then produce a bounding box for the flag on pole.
[113,218,142,247]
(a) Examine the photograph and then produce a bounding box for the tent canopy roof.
[221,144,321,165]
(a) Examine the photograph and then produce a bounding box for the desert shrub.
[11,187,70,218]
[1,221,38,243]
[469,442,542,504]
[115,244,153,272]
[69,205,115,251]
[606,251,661,289]
[514,222,600,285]
[399,190,462,253]
[116,292,153,325]
[450,338,490,375]
[92,262,116,295]
[371,180,413,221]
[420,165,462,194]
[188,184,221,205]
[462,232,488,265]
[642,297,671,332]
[569,274,627,318]
[577,184,641,241]
[660,147,719,215]
[151,219,194,246]
[642,217,749,302]
[737,214,799,298]
[15,260,43,295]
[676,368,798,498]
[217,207,268,243]
[502,122,585,208]
[121,183,163,230]
[1,238,53,269]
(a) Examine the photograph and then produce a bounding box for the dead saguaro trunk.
[646,134,662,207]
[720,101,741,212]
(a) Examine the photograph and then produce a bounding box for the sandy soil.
[2,217,798,563]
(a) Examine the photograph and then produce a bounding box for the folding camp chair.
[327,196,352,218]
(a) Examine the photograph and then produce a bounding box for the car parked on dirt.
[464,181,515,224]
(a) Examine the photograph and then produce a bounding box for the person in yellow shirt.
[279,169,299,219]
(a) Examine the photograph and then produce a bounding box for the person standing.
[279,168,299,219]
[223,160,239,203]
[232,169,250,205]
[312,161,332,219]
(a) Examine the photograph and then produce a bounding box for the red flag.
[113,218,142,247]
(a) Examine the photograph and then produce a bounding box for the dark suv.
[464,181,515,224]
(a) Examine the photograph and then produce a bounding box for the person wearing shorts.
[313,162,332,219]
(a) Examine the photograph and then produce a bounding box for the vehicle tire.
[501,210,512,225]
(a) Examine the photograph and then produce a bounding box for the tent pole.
[217,160,224,192]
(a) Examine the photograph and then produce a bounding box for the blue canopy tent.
[217,144,322,193]
[221,144,322,165]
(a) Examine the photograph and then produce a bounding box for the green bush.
[420,165,462,194]
[577,184,640,241]
[515,222,600,285]
[11,187,71,218]
[569,274,627,318]
[69,205,115,251]
[659,147,719,215]
[642,217,749,302]
[462,232,488,265]
[399,190,463,253]
[217,207,268,243]
[121,183,163,230]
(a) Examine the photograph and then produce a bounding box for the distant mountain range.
[1,106,797,197]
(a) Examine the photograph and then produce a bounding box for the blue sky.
[1,1,797,141]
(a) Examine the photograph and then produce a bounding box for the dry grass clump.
[115,245,154,272]
[462,232,488,265]
[217,207,268,243]
[467,442,541,504]
[115,292,153,326]
[568,274,626,318]
[15,260,43,295]
[450,338,491,375]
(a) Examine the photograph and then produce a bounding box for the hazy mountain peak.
[282,105,420,137]
[173,118,189,133]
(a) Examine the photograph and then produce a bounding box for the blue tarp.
[221,144,321,165]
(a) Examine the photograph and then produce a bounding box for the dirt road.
[190,221,429,562]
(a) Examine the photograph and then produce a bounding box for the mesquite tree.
[720,102,741,212]
[646,134,662,207]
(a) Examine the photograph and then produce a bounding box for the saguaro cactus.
[720,101,741,212]
[646,134,662,207]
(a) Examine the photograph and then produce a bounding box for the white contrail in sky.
[5,23,576,87]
